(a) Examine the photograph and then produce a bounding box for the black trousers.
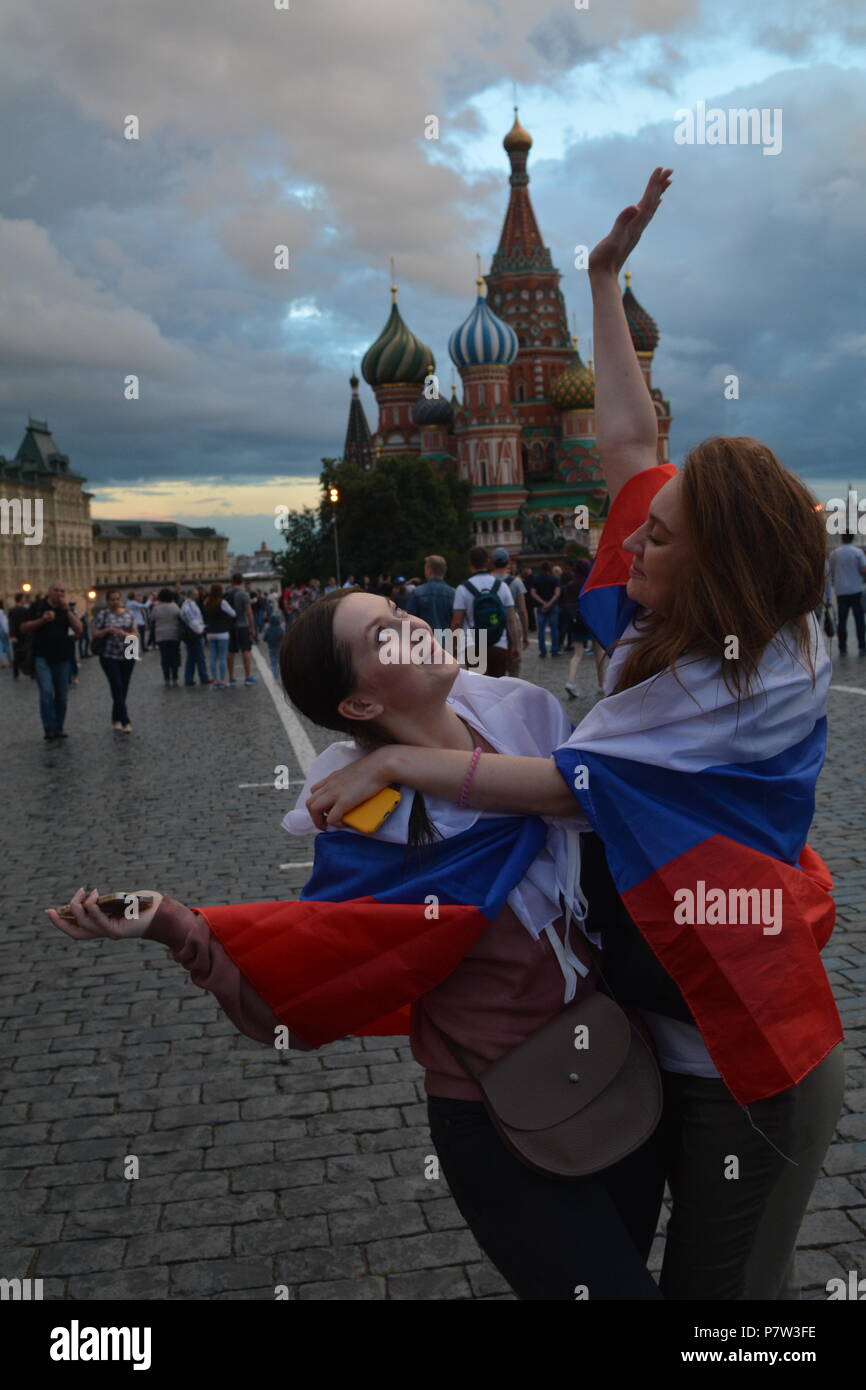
[426,1094,665,1300]
[836,592,865,651]
[659,1046,845,1301]
[99,655,134,725]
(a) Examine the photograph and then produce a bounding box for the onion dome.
[623,270,659,353]
[503,108,532,153]
[361,284,434,386]
[412,365,454,427]
[550,339,595,410]
[449,278,519,370]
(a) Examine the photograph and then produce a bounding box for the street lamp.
[328,487,341,586]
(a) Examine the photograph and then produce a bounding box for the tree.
[319,454,472,581]
[274,506,324,586]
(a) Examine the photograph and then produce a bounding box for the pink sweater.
[144,896,597,1102]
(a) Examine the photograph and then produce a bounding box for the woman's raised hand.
[45,888,164,941]
[588,167,673,278]
[307,747,393,830]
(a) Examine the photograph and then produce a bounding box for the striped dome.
[361,289,434,387]
[449,284,519,370]
[623,272,659,353]
[550,342,595,410]
[411,393,454,427]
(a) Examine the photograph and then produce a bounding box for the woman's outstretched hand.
[307,748,393,830]
[45,888,164,940]
[588,167,673,278]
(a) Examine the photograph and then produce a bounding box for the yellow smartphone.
[342,785,402,833]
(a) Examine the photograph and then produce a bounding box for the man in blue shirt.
[405,555,456,634]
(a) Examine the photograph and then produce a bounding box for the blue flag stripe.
[301,815,547,921]
[554,719,826,894]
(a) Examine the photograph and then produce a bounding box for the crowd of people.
[2,573,277,739]
[3,529,864,744]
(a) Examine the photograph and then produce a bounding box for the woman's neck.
[377,701,475,752]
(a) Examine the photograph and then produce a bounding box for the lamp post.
[328,487,341,586]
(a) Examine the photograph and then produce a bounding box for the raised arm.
[588,166,672,502]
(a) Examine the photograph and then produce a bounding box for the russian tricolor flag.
[196,816,546,1048]
[559,465,843,1103]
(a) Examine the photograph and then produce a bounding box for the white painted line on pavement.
[829,685,866,695]
[237,780,306,788]
[252,645,316,775]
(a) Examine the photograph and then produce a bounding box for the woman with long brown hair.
[303,170,845,1300]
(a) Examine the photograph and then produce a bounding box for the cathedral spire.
[343,371,374,470]
[491,109,551,273]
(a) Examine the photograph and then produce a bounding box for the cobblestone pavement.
[0,635,863,1301]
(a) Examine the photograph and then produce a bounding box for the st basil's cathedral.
[341,112,672,556]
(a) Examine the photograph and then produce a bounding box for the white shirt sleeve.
[282,741,361,835]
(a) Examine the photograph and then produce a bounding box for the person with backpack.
[490,548,529,677]
[451,546,519,677]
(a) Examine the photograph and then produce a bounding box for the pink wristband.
[458,746,482,808]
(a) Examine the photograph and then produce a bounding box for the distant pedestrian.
[405,555,456,632]
[452,546,519,677]
[8,592,30,678]
[126,592,148,651]
[530,562,562,658]
[225,572,257,686]
[18,580,83,740]
[829,534,866,656]
[180,586,210,686]
[77,607,91,659]
[153,588,182,685]
[204,583,236,688]
[264,611,284,677]
[91,588,138,732]
[490,548,529,677]
[562,558,592,698]
[0,602,10,666]
[144,593,158,650]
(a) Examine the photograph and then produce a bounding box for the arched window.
[521,443,529,474]
[546,441,557,469]
[514,379,526,402]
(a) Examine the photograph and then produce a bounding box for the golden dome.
[503,108,532,153]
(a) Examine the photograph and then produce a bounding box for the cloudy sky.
[2,0,864,554]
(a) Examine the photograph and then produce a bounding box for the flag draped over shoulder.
[196,816,546,1048]
[557,465,843,1105]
